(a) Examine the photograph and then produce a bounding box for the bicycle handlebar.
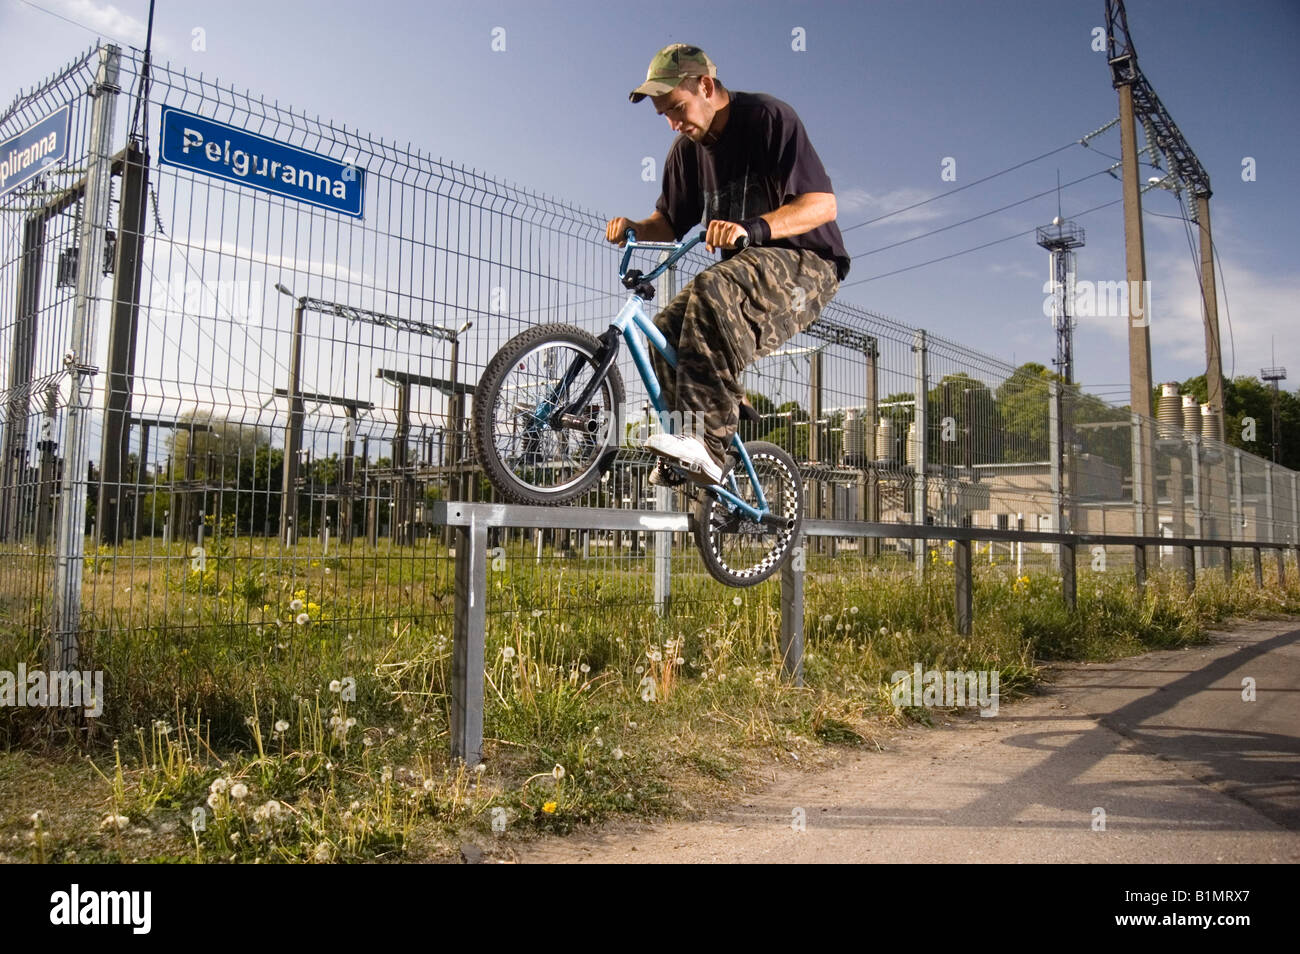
[619,227,750,283]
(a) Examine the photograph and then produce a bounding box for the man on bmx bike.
[606,43,851,487]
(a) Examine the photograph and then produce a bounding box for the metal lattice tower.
[1036,217,1085,385]
[1262,366,1287,463]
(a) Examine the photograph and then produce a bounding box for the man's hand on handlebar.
[704,219,749,253]
[605,217,635,247]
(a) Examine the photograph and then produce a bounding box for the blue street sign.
[0,105,70,199]
[160,107,365,218]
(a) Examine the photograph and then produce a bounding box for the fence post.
[450,512,488,765]
[954,537,972,635]
[50,44,121,673]
[1061,541,1077,611]
[1276,547,1285,585]
[1252,548,1263,587]
[1189,438,1203,570]
[1049,381,1063,570]
[1222,546,1232,584]
[912,330,927,580]
[779,536,805,685]
[1265,462,1275,548]
[1134,543,1147,589]
[1233,449,1244,541]
[1183,545,1196,590]
[653,252,676,615]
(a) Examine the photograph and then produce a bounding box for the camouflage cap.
[629,43,717,103]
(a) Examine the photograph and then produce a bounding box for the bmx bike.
[470,228,803,587]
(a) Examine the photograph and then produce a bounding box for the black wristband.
[739,216,771,246]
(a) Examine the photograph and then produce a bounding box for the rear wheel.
[693,441,803,587]
[472,324,625,505]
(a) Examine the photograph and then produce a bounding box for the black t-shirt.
[655,90,850,281]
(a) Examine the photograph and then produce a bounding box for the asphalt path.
[514,618,1300,863]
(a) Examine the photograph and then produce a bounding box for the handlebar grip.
[734,234,750,250]
[624,227,637,244]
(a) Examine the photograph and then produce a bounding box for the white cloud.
[48,0,149,48]
[1091,251,1300,386]
[835,185,948,228]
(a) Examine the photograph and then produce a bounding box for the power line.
[849,165,1119,260]
[1144,204,1236,381]
[839,119,1118,234]
[14,0,142,50]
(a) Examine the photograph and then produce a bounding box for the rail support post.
[1183,545,1196,590]
[451,514,488,766]
[1276,547,1285,586]
[1223,547,1233,585]
[1061,541,1077,611]
[1134,543,1147,590]
[954,537,973,635]
[1252,548,1263,588]
[779,536,805,686]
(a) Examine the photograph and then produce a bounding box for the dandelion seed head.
[274,720,289,732]
[295,613,310,626]
[230,783,249,800]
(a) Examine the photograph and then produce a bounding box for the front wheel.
[472,324,625,506]
[693,441,803,588]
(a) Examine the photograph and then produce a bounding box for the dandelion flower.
[274,719,289,733]
[552,764,565,781]
[649,650,662,662]
[230,782,249,800]
[501,646,516,660]
[29,811,43,825]
[531,608,544,618]
[349,800,361,812]
[346,717,356,728]
[289,598,304,612]
[634,664,645,674]
[380,766,393,783]
[209,778,228,795]
[100,814,129,832]
[820,614,833,623]
[612,747,624,760]
[732,595,742,606]
[206,793,221,809]
[850,606,859,615]
[628,721,637,729]
[718,673,727,682]
[423,779,434,791]
[674,657,685,666]
[541,801,557,814]
[312,843,331,863]
[296,613,310,626]
[474,763,486,773]
[579,663,590,673]
[328,679,342,693]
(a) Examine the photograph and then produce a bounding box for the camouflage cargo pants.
[650,246,839,468]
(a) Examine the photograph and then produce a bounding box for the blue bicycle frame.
[596,230,772,525]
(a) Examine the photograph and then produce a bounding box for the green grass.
[2,535,1298,862]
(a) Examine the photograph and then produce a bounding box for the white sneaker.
[643,432,724,484]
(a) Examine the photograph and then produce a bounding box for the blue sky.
[3,0,1298,402]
